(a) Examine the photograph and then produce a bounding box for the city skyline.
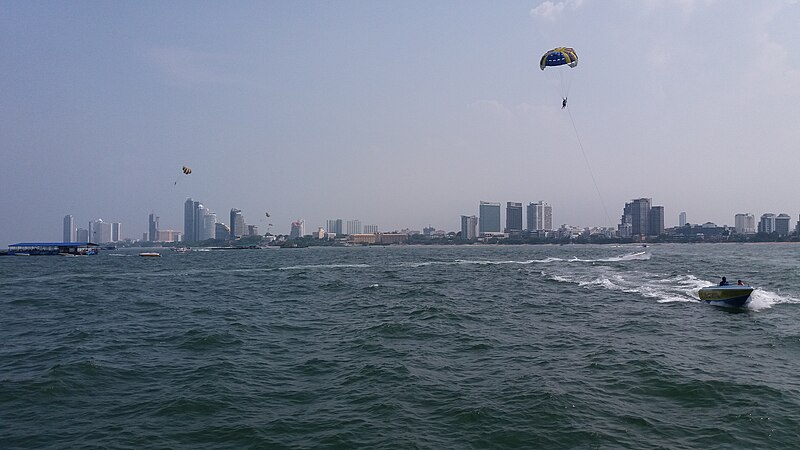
[3,2,800,246]
[43,197,800,245]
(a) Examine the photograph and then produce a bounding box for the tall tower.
[631,198,652,236]
[543,203,553,231]
[461,215,478,240]
[63,215,76,242]
[735,213,755,234]
[203,211,217,240]
[326,219,343,235]
[679,211,687,227]
[505,202,523,233]
[648,206,664,236]
[184,198,196,242]
[479,201,501,235]
[230,208,245,239]
[346,219,362,235]
[89,219,112,243]
[149,213,159,242]
[111,222,122,242]
[527,202,541,232]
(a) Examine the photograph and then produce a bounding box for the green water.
[1,244,799,448]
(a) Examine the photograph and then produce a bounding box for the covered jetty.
[8,242,100,256]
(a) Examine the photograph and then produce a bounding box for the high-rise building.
[77,228,89,242]
[203,211,217,240]
[461,215,478,240]
[247,224,259,236]
[111,222,122,242]
[619,198,663,237]
[230,209,245,239]
[526,201,552,231]
[758,213,776,233]
[679,211,687,227]
[347,219,362,235]
[505,202,523,233]
[735,213,756,234]
[215,223,230,240]
[184,198,213,242]
[631,198,651,236]
[543,203,553,231]
[479,201,501,235]
[63,215,75,242]
[527,202,541,232]
[184,198,197,242]
[89,219,112,244]
[290,220,305,238]
[648,206,664,236]
[148,213,159,242]
[327,219,343,235]
[775,213,791,236]
[363,224,379,234]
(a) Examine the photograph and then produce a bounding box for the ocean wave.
[541,269,699,304]
[746,288,800,311]
[278,263,371,270]
[567,251,650,263]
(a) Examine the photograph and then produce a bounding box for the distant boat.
[698,284,754,308]
[171,247,191,253]
[139,252,161,257]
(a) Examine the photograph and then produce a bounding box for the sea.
[1,243,799,449]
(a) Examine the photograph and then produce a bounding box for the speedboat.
[139,252,161,257]
[698,284,754,308]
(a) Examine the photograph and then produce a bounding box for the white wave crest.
[746,288,800,311]
[454,259,542,266]
[567,251,650,263]
[279,263,371,270]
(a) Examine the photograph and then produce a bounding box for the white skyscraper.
[203,211,217,240]
[679,211,687,227]
[111,222,122,242]
[735,213,755,234]
[543,203,553,231]
[63,215,76,242]
[89,219,113,243]
[527,201,552,231]
[346,219,362,235]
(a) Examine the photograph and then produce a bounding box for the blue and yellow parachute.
[540,47,578,70]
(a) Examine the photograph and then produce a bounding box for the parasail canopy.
[540,47,578,70]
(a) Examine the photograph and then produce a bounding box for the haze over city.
[2,1,799,246]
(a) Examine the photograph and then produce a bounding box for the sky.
[2,0,800,245]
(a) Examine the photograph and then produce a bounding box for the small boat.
[139,252,161,257]
[698,284,754,308]
[172,247,191,253]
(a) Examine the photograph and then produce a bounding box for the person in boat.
[562,97,567,109]
[719,276,729,286]
[737,279,745,286]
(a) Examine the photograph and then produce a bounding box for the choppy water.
[2,243,800,448]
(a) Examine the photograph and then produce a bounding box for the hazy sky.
[2,1,799,245]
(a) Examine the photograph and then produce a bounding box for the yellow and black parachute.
[175,166,192,185]
[540,47,578,70]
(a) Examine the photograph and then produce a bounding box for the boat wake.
[746,288,800,311]
[542,270,702,304]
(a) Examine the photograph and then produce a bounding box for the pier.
[7,242,100,256]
